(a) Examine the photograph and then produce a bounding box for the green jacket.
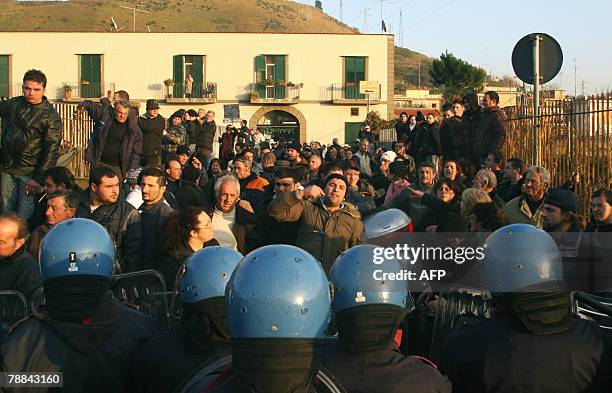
[267,191,364,273]
[503,195,544,228]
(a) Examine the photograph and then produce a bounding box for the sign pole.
[532,34,541,166]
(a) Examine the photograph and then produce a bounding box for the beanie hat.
[544,188,578,213]
[381,151,397,163]
[324,173,348,189]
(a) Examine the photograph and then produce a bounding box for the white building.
[0,32,394,144]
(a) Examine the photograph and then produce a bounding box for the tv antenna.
[110,16,126,32]
[120,5,152,32]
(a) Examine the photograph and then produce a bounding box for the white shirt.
[213,207,238,251]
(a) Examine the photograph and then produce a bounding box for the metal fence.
[502,94,611,216]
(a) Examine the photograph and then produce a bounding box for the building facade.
[0,32,394,144]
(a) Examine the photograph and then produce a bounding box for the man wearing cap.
[268,173,364,272]
[162,113,188,163]
[369,150,396,206]
[287,141,309,168]
[138,100,165,167]
[542,188,605,292]
[175,145,190,167]
[182,109,200,151]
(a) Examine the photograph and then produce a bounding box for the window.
[432,103,437,108]
[255,55,286,99]
[344,56,366,99]
[80,55,102,99]
[0,55,9,98]
[173,55,205,98]
[351,108,360,116]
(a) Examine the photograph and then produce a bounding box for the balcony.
[58,82,116,102]
[0,83,22,99]
[163,81,217,104]
[329,83,381,105]
[249,83,300,104]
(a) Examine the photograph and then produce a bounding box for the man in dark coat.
[0,213,42,302]
[394,112,411,143]
[439,99,466,160]
[137,99,165,167]
[0,69,63,219]
[196,110,216,169]
[461,92,483,167]
[85,166,142,273]
[85,99,143,184]
[475,91,507,166]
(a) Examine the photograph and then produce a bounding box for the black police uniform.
[132,328,230,393]
[0,295,157,393]
[442,315,612,393]
[323,342,451,393]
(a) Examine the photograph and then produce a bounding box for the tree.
[429,51,486,100]
[315,1,323,11]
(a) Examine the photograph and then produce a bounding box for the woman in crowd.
[442,159,466,191]
[460,188,492,222]
[587,189,612,232]
[385,160,412,204]
[158,207,219,288]
[407,178,463,231]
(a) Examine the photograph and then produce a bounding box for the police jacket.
[442,315,612,393]
[475,106,507,160]
[0,295,157,393]
[0,96,63,182]
[137,113,165,157]
[87,198,142,273]
[267,191,364,273]
[323,342,451,393]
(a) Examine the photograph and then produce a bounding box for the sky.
[294,0,612,94]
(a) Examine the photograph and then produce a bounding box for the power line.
[405,0,456,30]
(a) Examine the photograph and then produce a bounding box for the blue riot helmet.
[179,246,243,304]
[330,244,414,313]
[481,224,564,293]
[226,245,331,339]
[40,218,115,281]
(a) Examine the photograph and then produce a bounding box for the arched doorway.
[255,110,299,142]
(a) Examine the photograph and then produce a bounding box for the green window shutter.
[255,55,266,97]
[173,55,183,97]
[355,57,366,82]
[274,55,286,99]
[80,55,101,98]
[345,57,355,83]
[192,55,204,98]
[0,56,8,98]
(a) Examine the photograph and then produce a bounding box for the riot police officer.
[442,224,612,393]
[322,244,451,393]
[132,246,242,393]
[178,244,343,393]
[0,218,157,393]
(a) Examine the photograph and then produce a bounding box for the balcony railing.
[249,83,300,104]
[330,83,381,104]
[164,81,217,103]
[57,82,116,101]
[0,83,23,99]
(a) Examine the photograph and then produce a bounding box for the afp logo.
[68,252,79,272]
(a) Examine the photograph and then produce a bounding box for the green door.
[192,55,203,98]
[345,122,362,144]
[345,57,365,99]
[80,55,101,98]
[0,56,8,98]
[173,55,183,98]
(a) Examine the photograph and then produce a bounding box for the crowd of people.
[1,69,612,392]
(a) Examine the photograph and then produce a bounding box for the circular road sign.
[512,33,563,85]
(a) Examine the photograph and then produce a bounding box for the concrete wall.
[0,32,393,144]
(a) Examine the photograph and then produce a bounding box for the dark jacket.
[258,186,301,247]
[238,172,269,212]
[395,120,411,143]
[416,122,441,162]
[497,180,522,203]
[439,116,465,160]
[183,120,199,147]
[372,182,436,230]
[323,343,451,393]
[174,182,204,209]
[0,295,157,393]
[268,191,364,272]
[0,96,63,182]
[475,106,507,160]
[86,116,143,178]
[586,219,612,233]
[131,322,230,393]
[139,199,174,271]
[137,113,165,158]
[442,315,612,393]
[418,195,461,231]
[88,198,142,273]
[461,106,482,164]
[0,246,42,302]
[197,120,216,151]
[27,223,51,261]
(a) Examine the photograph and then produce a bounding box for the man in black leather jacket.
[0,69,63,219]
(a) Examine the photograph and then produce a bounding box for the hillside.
[0,0,359,33]
[0,0,431,90]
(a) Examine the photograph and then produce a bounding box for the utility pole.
[581,80,586,96]
[573,59,577,97]
[380,0,384,33]
[339,0,343,22]
[362,7,370,32]
[120,5,151,33]
[418,56,421,88]
[398,9,403,47]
